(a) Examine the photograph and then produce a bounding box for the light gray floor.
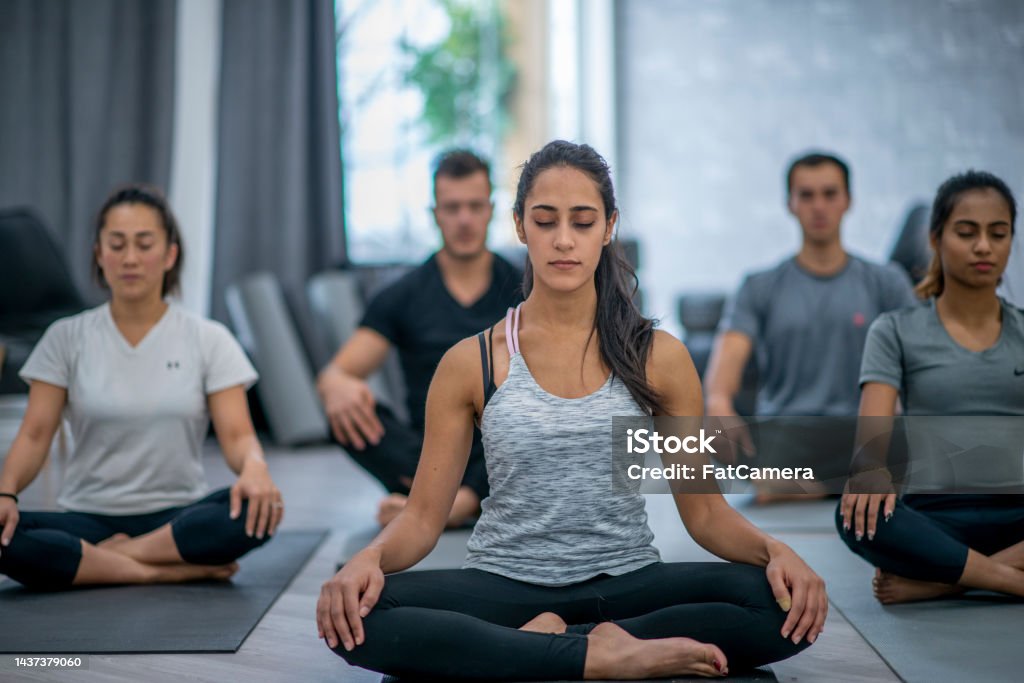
[2,442,898,682]
[784,533,1024,683]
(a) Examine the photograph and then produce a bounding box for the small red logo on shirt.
[852,313,865,327]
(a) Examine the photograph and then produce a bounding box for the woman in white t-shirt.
[0,185,283,590]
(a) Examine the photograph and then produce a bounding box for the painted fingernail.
[867,531,874,541]
[713,659,721,671]
[792,635,801,644]
[855,532,863,541]
[843,523,849,532]
[885,512,893,522]
[777,597,791,611]
[781,630,790,639]
[360,606,369,617]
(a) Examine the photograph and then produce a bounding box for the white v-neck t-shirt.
[20,303,258,515]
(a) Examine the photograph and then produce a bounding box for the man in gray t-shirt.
[721,255,915,417]
[704,152,915,485]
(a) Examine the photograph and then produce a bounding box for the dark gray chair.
[306,270,408,424]
[889,202,931,284]
[225,272,328,446]
[0,208,87,393]
[677,293,757,416]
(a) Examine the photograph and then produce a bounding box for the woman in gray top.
[839,170,1024,603]
[318,141,826,680]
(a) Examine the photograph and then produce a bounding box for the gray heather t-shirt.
[20,303,258,514]
[860,298,1024,491]
[720,255,916,416]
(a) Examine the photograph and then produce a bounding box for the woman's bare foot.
[376,493,408,527]
[584,622,727,679]
[873,568,963,604]
[97,533,131,549]
[147,561,239,584]
[519,612,567,634]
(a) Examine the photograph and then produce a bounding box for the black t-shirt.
[360,253,522,430]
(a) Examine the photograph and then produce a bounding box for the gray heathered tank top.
[462,304,662,586]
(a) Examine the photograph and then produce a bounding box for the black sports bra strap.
[488,324,496,383]
[477,332,491,405]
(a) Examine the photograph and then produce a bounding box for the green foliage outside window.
[400,0,516,146]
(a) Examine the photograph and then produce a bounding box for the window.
[336,0,514,264]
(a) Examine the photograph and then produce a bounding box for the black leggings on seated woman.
[332,561,806,680]
[835,494,1024,584]
[0,488,268,590]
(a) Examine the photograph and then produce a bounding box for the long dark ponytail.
[514,140,665,415]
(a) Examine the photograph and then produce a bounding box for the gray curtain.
[0,0,176,303]
[211,0,346,324]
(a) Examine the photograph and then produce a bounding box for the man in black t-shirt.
[317,150,521,526]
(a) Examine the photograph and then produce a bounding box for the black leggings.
[339,405,489,501]
[0,488,269,590]
[331,562,807,680]
[835,494,1024,583]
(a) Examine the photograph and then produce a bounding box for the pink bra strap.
[504,304,522,356]
[504,307,516,356]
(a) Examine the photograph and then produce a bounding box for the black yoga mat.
[0,529,327,654]
[783,533,1024,683]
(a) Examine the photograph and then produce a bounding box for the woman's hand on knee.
[317,550,385,651]
[766,542,828,645]
[840,491,896,542]
[0,498,18,548]
[230,460,284,539]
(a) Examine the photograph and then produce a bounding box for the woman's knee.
[172,500,270,564]
[0,528,81,590]
[325,610,400,673]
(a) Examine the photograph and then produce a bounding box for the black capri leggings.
[0,488,269,590]
[332,562,808,680]
[835,494,1024,584]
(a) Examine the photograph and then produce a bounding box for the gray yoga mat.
[728,494,840,533]
[0,529,327,654]
[783,532,1024,683]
